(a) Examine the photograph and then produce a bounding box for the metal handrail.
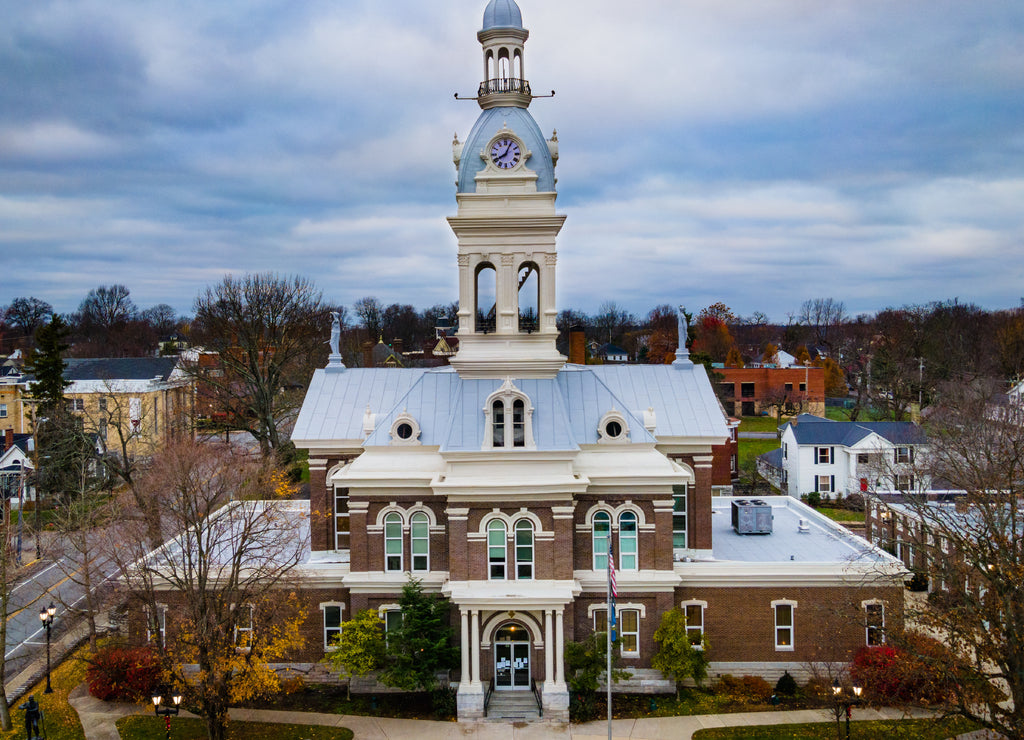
[478,77,532,96]
[531,678,543,718]
[483,677,494,715]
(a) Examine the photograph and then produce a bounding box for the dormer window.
[597,410,630,444]
[389,412,421,446]
[484,379,535,450]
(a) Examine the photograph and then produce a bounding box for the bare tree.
[798,298,848,353]
[188,273,330,459]
[353,296,384,340]
[4,296,53,340]
[866,381,1024,737]
[116,440,308,740]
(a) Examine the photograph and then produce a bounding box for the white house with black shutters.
[778,415,929,498]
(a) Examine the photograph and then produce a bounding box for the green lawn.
[739,439,780,475]
[693,717,977,739]
[117,717,353,740]
[737,416,784,433]
[815,507,866,523]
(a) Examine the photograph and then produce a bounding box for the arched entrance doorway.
[493,623,531,690]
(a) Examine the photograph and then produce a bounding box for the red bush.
[86,644,162,702]
[850,633,957,705]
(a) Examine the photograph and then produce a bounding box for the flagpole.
[607,537,612,740]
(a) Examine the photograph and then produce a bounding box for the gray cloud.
[2,0,1023,322]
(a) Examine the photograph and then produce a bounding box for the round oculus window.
[396,422,414,440]
[605,420,622,438]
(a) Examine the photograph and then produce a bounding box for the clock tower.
[448,0,566,379]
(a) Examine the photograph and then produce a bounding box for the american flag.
[608,539,617,641]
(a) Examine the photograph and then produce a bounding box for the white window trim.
[681,599,707,649]
[320,602,345,650]
[618,511,639,571]
[482,378,536,450]
[597,409,631,444]
[389,412,422,446]
[233,603,255,649]
[145,604,167,646]
[619,609,641,657]
[410,511,430,572]
[384,512,403,572]
[771,599,797,652]
[488,519,508,580]
[815,446,831,464]
[592,511,612,571]
[862,599,885,646]
[514,519,534,580]
[589,604,645,658]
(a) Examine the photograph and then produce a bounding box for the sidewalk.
[67,691,936,740]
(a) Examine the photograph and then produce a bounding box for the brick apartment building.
[138,1,903,722]
[718,365,826,417]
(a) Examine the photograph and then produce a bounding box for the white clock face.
[490,138,521,169]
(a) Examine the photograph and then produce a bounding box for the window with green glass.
[593,512,611,570]
[384,512,402,571]
[411,512,429,571]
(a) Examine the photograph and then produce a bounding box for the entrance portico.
[445,580,578,720]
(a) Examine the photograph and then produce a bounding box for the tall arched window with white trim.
[492,400,505,447]
[593,511,611,570]
[619,511,638,571]
[488,520,507,580]
[410,512,429,572]
[512,399,525,447]
[515,519,534,580]
[384,512,403,572]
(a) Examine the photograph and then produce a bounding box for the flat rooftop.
[710,496,888,565]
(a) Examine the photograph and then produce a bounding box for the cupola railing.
[478,77,532,97]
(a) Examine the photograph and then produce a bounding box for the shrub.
[86,644,162,702]
[851,632,963,705]
[805,491,821,507]
[430,686,457,719]
[775,671,798,697]
[716,674,772,704]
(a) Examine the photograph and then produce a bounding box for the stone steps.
[485,691,541,721]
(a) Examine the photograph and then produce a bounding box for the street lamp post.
[152,689,184,740]
[831,679,863,739]
[39,602,56,694]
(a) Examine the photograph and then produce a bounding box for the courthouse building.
[287,0,904,721]
[132,0,905,723]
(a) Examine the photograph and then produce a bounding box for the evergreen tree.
[27,314,70,413]
[379,579,458,692]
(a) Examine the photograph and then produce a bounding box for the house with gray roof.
[774,414,929,498]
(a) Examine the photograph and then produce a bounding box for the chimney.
[569,324,586,365]
[362,341,375,369]
[3,428,12,452]
[393,338,403,355]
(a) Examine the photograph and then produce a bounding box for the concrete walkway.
[67,688,937,739]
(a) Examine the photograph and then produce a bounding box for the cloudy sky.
[3,0,1024,323]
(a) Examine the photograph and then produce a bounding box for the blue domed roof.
[457,107,555,193]
[482,0,524,31]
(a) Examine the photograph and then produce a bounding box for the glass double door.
[494,641,530,690]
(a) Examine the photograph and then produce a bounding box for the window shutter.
[909,448,915,463]
[830,475,835,492]
[830,447,834,462]
[894,449,898,463]
[814,476,819,492]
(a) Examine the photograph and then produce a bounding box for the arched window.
[517,262,539,333]
[410,512,429,572]
[475,263,496,333]
[384,512,403,572]
[484,379,534,450]
[488,520,507,580]
[593,511,611,570]
[492,400,505,448]
[498,48,510,79]
[515,520,534,580]
[512,399,525,447]
[619,511,638,571]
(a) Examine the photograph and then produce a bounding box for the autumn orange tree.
[116,440,308,740]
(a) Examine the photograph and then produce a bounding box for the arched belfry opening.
[475,262,497,333]
[518,262,539,333]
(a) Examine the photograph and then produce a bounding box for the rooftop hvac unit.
[732,499,773,535]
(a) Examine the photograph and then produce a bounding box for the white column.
[544,609,554,686]
[471,609,481,687]
[555,608,565,687]
[460,610,470,686]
